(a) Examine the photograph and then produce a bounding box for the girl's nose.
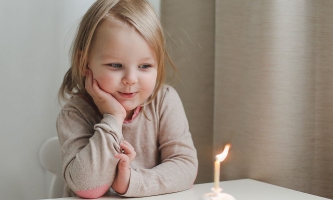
[122,69,138,85]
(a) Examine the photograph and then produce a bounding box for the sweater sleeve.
[56,110,122,199]
[122,86,198,197]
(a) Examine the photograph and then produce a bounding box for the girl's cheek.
[92,71,107,83]
[96,76,116,92]
[90,69,102,78]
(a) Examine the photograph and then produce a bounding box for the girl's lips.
[118,92,137,98]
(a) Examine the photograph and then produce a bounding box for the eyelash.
[107,63,152,69]
[108,63,122,68]
[139,64,151,69]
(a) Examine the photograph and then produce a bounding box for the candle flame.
[216,144,231,162]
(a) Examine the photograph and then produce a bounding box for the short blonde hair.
[59,0,176,105]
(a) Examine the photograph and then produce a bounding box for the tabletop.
[40,179,329,200]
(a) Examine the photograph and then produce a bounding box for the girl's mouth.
[118,92,137,98]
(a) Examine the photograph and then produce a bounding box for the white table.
[41,179,329,200]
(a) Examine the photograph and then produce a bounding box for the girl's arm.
[121,86,198,197]
[57,110,122,199]
[57,70,128,199]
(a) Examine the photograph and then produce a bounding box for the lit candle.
[214,144,231,191]
[214,156,220,190]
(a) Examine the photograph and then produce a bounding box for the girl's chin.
[122,104,140,112]
[117,99,143,112]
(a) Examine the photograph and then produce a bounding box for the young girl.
[56,0,198,198]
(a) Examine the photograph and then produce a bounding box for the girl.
[56,0,198,199]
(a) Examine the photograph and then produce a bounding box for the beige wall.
[161,1,333,198]
[161,0,215,183]
[213,1,333,198]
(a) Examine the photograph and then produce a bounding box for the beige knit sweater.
[56,85,198,198]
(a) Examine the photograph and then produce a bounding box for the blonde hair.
[59,0,176,105]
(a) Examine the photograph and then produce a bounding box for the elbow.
[189,159,198,186]
[180,160,198,189]
[75,184,110,199]
[63,163,114,198]
[189,169,198,187]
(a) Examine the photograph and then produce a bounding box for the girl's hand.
[112,140,137,194]
[85,69,126,126]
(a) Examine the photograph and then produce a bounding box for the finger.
[115,153,129,161]
[120,142,136,161]
[115,153,130,169]
[92,79,110,100]
[86,71,109,101]
[121,140,134,151]
[120,141,135,153]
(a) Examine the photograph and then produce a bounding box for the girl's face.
[87,18,157,113]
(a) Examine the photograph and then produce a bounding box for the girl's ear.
[81,64,90,77]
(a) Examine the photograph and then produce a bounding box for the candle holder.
[200,187,235,200]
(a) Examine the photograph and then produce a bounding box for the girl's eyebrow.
[99,54,156,63]
[100,54,120,60]
[140,57,156,62]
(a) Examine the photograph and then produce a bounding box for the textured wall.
[161,0,215,183]
[214,1,333,198]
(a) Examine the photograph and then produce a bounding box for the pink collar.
[123,106,141,124]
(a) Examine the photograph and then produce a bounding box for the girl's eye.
[108,63,122,68]
[139,64,151,69]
